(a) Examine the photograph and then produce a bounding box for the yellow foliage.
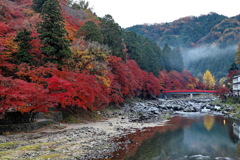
[69,39,110,71]
[235,43,240,64]
[69,39,111,87]
[203,70,215,89]
[204,115,215,131]
[96,74,111,87]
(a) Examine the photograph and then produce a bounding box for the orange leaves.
[3,35,18,55]
[65,21,78,41]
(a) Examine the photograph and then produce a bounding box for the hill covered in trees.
[0,0,201,120]
[126,13,240,78]
[126,12,240,48]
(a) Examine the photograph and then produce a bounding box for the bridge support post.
[190,93,193,99]
[164,95,168,99]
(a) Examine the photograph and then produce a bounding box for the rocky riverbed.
[0,96,236,160]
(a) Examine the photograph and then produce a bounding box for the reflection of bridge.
[161,90,217,99]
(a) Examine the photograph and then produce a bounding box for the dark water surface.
[111,115,240,160]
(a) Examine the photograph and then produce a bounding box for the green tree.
[172,47,184,72]
[13,28,34,64]
[162,44,173,72]
[123,31,164,75]
[100,15,124,59]
[32,0,46,13]
[71,0,91,10]
[38,0,71,65]
[76,21,103,43]
[228,62,239,72]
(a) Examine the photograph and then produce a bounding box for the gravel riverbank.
[0,96,234,160]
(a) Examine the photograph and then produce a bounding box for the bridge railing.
[162,90,217,94]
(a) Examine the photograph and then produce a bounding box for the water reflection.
[203,115,215,131]
[111,115,240,160]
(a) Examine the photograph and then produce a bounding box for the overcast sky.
[84,0,240,28]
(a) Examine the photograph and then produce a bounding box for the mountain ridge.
[126,12,240,79]
[126,12,240,48]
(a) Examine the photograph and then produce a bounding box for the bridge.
[161,90,217,99]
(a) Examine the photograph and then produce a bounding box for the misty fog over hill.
[126,12,240,78]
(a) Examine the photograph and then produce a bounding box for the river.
[1,96,239,160]
[110,115,240,160]
[106,97,240,160]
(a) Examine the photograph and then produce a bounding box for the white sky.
[85,0,240,28]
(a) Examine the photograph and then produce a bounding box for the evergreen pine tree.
[77,21,103,43]
[172,47,184,72]
[71,0,90,10]
[38,0,71,65]
[162,44,173,72]
[100,15,124,59]
[32,0,46,13]
[13,28,34,64]
[123,31,164,75]
[228,62,239,73]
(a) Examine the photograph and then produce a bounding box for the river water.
[110,115,240,160]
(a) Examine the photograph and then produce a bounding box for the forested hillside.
[127,13,240,48]
[127,12,240,78]
[0,0,199,120]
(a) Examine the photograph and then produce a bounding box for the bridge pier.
[190,93,193,99]
[164,94,168,99]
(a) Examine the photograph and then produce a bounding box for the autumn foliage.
[159,70,197,90]
[0,74,56,118]
[0,0,199,119]
[215,85,229,100]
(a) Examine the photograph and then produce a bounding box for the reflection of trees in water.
[214,116,239,144]
[203,115,215,131]
[233,122,240,139]
[183,116,237,158]
[232,121,240,157]
[230,122,239,144]
[126,116,239,160]
[128,129,184,160]
[111,116,194,159]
